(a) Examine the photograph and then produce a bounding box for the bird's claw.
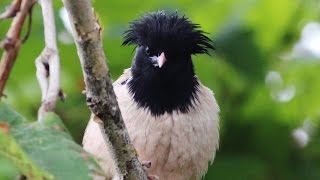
[142,160,152,168]
[148,175,160,180]
[141,161,160,180]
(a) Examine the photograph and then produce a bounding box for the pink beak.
[158,52,166,68]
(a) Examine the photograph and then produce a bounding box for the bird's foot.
[148,175,160,180]
[141,161,160,180]
[142,160,152,168]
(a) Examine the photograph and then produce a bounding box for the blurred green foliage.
[0,103,103,180]
[0,0,320,179]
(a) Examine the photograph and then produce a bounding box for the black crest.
[123,11,214,55]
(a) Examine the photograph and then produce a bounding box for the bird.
[82,11,220,180]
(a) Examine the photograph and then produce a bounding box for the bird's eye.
[145,46,150,55]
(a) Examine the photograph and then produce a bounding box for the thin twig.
[36,0,61,121]
[0,0,22,21]
[22,4,34,43]
[0,0,36,98]
[62,0,148,179]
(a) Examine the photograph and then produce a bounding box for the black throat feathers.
[128,59,199,116]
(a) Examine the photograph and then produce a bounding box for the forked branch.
[0,0,22,20]
[0,0,36,98]
[0,0,61,120]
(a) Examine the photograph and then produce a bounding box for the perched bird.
[83,11,220,180]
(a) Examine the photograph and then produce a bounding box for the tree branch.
[0,0,22,20]
[62,1,148,180]
[0,0,36,98]
[36,0,61,121]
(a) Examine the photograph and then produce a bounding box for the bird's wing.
[113,68,132,87]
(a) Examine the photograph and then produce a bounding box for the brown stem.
[0,0,22,21]
[0,0,36,98]
[22,4,34,43]
[62,0,148,179]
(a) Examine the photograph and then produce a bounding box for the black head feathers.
[123,11,214,55]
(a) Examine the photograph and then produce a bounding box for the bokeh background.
[1,0,320,179]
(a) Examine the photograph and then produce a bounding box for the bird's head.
[123,11,214,74]
[122,11,214,115]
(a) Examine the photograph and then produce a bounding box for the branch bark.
[0,0,22,20]
[62,1,148,180]
[0,0,36,97]
[36,0,61,121]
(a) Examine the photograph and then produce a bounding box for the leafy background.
[1,0,320,179]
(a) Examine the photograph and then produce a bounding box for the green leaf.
[0,103,25,126]
[0,126,53,180]
[0,103,104,180]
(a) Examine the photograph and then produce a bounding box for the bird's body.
[83,11,220,180]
